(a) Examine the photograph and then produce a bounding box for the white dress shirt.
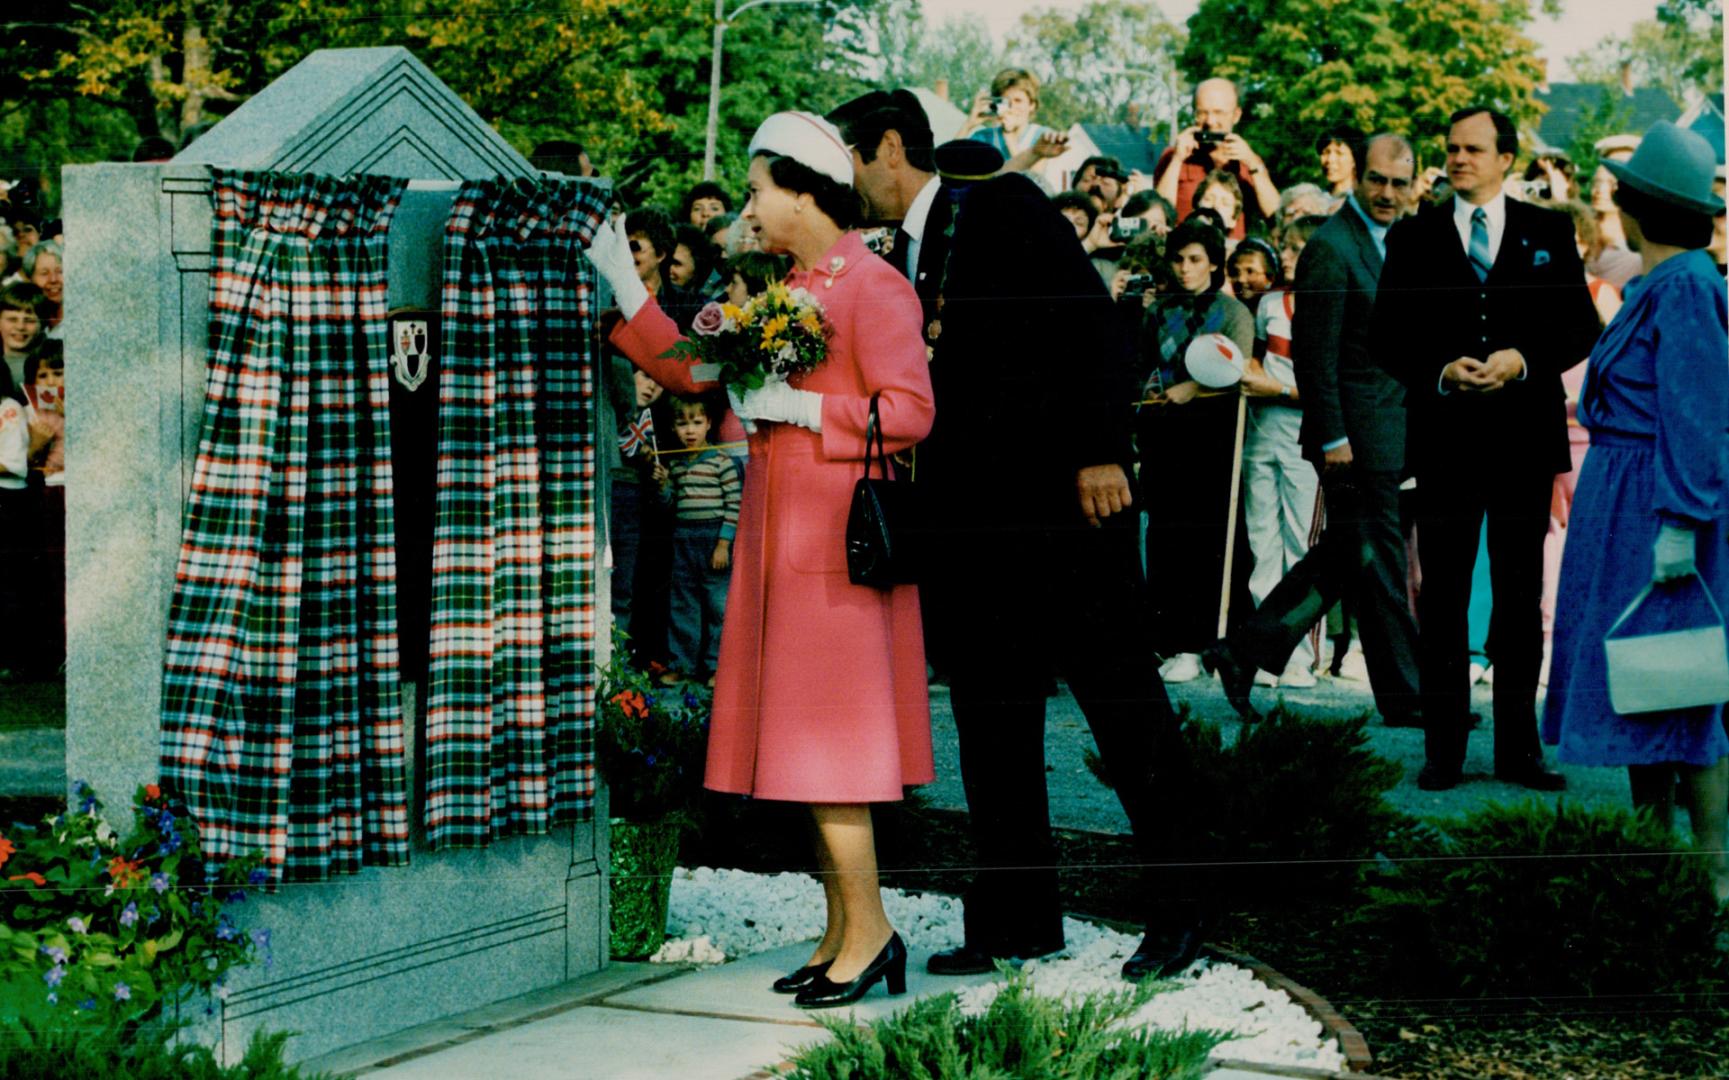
[1451,189,1507,268]
[900,176,941,278]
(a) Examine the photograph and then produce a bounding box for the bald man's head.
[1194,78,1241,134]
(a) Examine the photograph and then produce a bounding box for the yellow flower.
[761,314,789,339]
[799,314,822,336]
[722,303,746,325]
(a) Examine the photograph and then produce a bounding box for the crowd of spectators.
[0,177,68,681]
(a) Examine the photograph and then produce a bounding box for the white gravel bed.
[650,866,1345,1072]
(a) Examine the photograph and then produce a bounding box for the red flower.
[144,784,162,803]
[108,856,144,888]
[8,872,47,887]
[0,835,13,872]
[608,691,650,719]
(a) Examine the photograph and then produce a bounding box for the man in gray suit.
[1206,133,1422,725]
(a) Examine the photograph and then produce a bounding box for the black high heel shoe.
[793,932,907,1009]
[771,959,833,994]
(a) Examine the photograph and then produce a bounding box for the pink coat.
[610,232,936,802]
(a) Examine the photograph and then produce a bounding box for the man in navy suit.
[829,89,1210,983]
[1205,133,1422,727]
[1370,107,1601,791]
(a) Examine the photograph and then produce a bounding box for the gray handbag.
[1604,574,1729,716]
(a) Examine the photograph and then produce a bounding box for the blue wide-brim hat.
[1603,121,1724,216]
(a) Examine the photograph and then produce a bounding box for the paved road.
[919,673,1631,834]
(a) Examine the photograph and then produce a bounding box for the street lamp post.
[704,0,819,180]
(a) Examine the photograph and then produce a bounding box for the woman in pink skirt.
[586,112,935,1008]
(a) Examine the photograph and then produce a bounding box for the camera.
[1109,215,1149,244]
[1123,274,1158,296]
[1195,130,1223,149]
[989,96,1009,117]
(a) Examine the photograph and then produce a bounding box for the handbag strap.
[863,393,889,481]
[1606,572,1727,640]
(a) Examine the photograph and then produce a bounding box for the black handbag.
[845,395,920,588]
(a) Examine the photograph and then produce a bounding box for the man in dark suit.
[1205,134,1422,727]
[828,90,1210,982]
[1371,106,1601,791]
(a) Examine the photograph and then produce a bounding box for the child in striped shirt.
[653,394,741,685]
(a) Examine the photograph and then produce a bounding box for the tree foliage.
[1571,0,1722,104]
[1178,0,1551,184]
[1007,0,1185,136]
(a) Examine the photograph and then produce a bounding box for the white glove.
[585,216,649,320]
[1653,523,1697,583]
[736,381,823,432]
[725,387,756,435]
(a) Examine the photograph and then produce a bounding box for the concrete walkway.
[303,942,1356,1079]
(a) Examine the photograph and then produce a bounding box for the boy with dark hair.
[653,394,740,685]
[0,281,46,397]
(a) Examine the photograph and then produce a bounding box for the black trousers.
[1230,468,1420,721]
[927,506,1202,953]
[1414,468,1553,770]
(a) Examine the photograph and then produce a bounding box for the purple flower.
[78,998,95,1011]
[45,992,57,1006]
[691,302,729,337]
[225,889,247,904]
[156,811,175,836]
[44,965,65,988]
[119,902,138,927]
[67,917,87,935]
[250,928,271,951]
[113,982,130,1002]
[150,873,169,894]
[40,945,66,965]
[248,868,269,886]
[215,917,238,942]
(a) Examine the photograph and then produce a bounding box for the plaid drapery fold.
[425,177,609,848]
[161,169,410,884]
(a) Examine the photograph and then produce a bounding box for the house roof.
[1072,124,1165,175]
[1531,82,1681,157]
[1680,93,1725,164]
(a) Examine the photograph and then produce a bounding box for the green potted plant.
[596,631,711,959]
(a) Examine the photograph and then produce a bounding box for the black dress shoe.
[1495,761,1566,791]
[1416,762,1462,791]
[771,959,832,994]
[1122,923,1207,981]
[925,940,1064,976]
[1200,643,1258,721]
[793,932,907,1009]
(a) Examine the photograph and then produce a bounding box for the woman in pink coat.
[586,112,935,1009]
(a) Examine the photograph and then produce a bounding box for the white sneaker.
[1163,653,1203,683]
[1336,645,1369,682]
[1480,664,1495,686]
[1278,663,1318,689]
[1253,669,1279,687]
[1468,661,1488,685]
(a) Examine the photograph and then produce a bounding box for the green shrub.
[1356,799,1729,1000]
[1086,706,1412,903]
[0,1021,339,1080]
[0,783,265,1028]
[597,629,711,824]
[781,972,1223,1079]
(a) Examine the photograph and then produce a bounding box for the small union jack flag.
[619,407,654,457]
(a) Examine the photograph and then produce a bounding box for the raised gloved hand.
[584,216,649,321]
[1653,522,1697,583]
[734,381,823,432]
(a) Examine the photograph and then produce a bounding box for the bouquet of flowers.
[663,283,832,395]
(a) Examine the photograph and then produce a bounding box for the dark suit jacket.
[1292,204,1405,472]
[918,173,1138,526]
[1371,196,1601,477]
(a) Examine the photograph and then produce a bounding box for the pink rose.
[691,302,728,337]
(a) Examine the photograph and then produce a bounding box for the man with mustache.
[1206,133,1425,728]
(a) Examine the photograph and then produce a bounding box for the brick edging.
[1204,943,1374,1073]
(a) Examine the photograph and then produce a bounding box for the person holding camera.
[959,68,1067,187]
[1155,78,1281,241]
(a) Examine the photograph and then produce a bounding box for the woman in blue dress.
[1542,122,1729,903]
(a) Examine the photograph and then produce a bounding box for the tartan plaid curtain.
[424,177,610,849]
[161,169,410,884]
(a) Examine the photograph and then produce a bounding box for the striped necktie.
[1469,207,1492,281]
